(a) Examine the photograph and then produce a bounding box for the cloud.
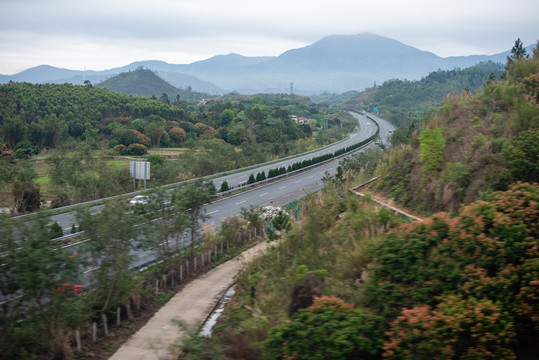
[0,0,538,74]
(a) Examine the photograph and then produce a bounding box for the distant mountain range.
[0,33,534,95]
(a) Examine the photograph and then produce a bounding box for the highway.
[124,112,395,269]
[0,112,395,304]
[47,111,392,237]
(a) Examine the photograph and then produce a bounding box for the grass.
[106,159,130,170]
[148,147,187,157]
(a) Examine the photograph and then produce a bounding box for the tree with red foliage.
[367,182,539,358]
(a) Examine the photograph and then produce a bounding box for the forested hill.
[0,82,187,149]
[0,82,349,156]
[96,68,208,101]
[343,61,505,126]
[373,49,538,214]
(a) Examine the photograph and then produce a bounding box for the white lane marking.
[294,180,301,184]
[208,209,220,215]
[308,175,314,179]
[260,192,268,197]
[279,186,287,190]
[238,175,247,178]
[235,200,246,205]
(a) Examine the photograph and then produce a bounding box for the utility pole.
[290,82,294,95]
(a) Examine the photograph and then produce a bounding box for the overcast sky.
[0,0,537,75]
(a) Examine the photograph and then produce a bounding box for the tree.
[13,139,39,159]
[419,128,445,176]
[502,129,538,183]
[267,210,291,240]
[522,73,539,103]
[143,188,178,259]
[127,143,148,155]
[220,180,229,192]
[383,297,516,359]
[506,38,528,72]
[367,183,539,355]
[159,92,170,105]
[173,180,216,253]
[510,38,527,61]
[48,221,63,239]
[169,127,187,143]
[121,129,150,147]
[77,200,146,312]
[220,109,235,126]
[247,173,256,184]
[144,120,166,146]
[241,205,264,231]
[146,153,166,166]
[264,296,384,360]
[1,116,26,149]
[12,181,41,214]
[0,214,84,357]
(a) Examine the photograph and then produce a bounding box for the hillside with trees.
[0,82,354,210]
[96,68,208,101]
[373,41,538,214]
[343,61,505,127]
[177,40,539,359]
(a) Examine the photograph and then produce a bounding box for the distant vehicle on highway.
[129,195,149,205]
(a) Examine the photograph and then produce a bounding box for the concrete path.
[109,241,270,360]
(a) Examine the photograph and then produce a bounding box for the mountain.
[1,33,534,95]
[95,68,208,100]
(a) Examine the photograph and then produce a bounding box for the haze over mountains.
[0,33,531,95]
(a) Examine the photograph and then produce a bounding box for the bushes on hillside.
[367,182,539,358]
[264,296,384,360]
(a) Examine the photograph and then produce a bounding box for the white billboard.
[130,161,150,180]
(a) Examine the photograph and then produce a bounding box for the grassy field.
[147,147,187,158]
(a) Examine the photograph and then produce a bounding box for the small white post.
[117,307,121,327]
[102,314,109,336]
[75,330,81,352]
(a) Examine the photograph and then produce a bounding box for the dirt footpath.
[109,241,271,360]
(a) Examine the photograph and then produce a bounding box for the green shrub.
[127,143,148,155]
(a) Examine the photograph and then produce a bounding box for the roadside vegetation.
[0,180,266,359]
[177,39,539,359]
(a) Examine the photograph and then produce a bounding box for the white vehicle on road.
[129,195,149,205]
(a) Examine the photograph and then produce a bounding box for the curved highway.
[127,112,396,268]
[0,112,396,304]
[46,112,384,232]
